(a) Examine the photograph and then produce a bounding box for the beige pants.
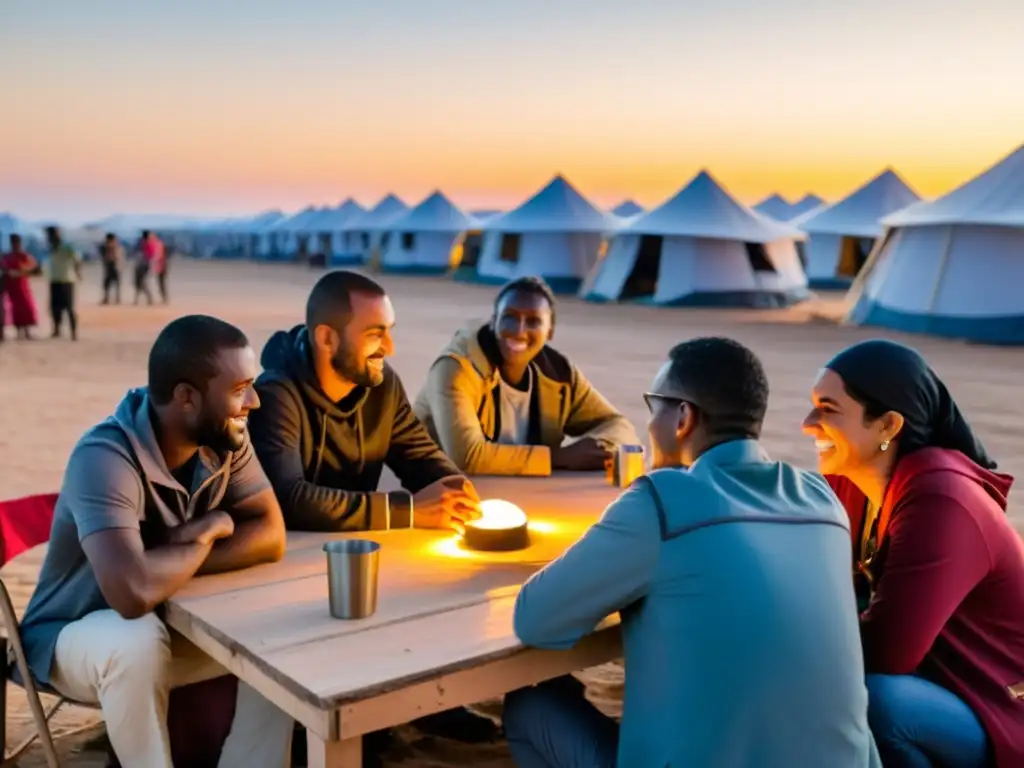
[49,610,293,768]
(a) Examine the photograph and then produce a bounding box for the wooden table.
[164,473,625,767]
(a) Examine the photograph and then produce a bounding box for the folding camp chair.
[0,492,93,768]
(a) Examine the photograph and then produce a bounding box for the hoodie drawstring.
[356,410,366,474]
[311,408,366,480]
[312,412,328,483]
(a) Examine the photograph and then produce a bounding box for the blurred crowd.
[0,228,171,343]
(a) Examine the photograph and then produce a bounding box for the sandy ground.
[1,259,1021,766]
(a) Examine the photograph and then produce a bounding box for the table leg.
[306,730,362,768]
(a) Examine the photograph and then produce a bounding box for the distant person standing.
[46,226,81,340]
[148,232,169,304]
[1,234,40,341]
[133,230,154,305]
[99,232,124,305]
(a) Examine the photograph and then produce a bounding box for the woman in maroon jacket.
[802,339,1024,768]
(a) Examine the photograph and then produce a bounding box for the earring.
[880,440,890,452]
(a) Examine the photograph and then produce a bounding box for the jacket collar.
[690,439,769,471]
[127,390,229,492]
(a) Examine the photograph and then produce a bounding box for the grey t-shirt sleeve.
[64,439,144,541]
[222,432,273,510]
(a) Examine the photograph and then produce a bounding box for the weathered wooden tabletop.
[163,472,625,767]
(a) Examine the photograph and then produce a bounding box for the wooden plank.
[306,731,361,768]
[337,624,622,739]
[174,570,527,656]
[162,474,623,735]
[262,595,619,705]
[174,475,612,602]
[163,602,337,739]
[169,473,619,672]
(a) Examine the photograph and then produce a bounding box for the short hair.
[305,269,387,332]
[148,315,250,405]
[10,233,21,245]
[105,232,116,240]
[666,337,769,439]
[141,229,151,238]
[494,276,557,325]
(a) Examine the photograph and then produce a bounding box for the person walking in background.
[0,234,40,341]
[99,232,124,305]
[133,230,154,305]
[148,231,169,303]
[46,225,80,340]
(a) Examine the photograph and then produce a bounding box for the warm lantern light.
[463,499,530,551]
[473,499,528,529]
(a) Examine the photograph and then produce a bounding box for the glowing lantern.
[463,499,530,551]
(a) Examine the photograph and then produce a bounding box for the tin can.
[612,445,646,488]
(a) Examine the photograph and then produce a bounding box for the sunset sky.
[2,0,1021,223]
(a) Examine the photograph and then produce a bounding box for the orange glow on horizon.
[3,2,1022,221]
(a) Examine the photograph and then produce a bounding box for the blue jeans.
[867,674,991,768]
[503,676,618,768]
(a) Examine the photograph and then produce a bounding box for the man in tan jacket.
[413,276,639,476]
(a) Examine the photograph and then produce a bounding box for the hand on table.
[168,510,235,547]
[413,476,482,534]
[552,437,614,472]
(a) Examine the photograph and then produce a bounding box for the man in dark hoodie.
[250,269,481,532]
[18,315,292,768]
[249,270,498,752]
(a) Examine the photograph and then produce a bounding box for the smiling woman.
[804,339,1024,768]
[412,277,640,477]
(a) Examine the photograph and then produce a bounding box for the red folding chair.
[0,493,69,767]
[0,494,239,768]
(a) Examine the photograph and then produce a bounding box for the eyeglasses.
[643,392,691,413]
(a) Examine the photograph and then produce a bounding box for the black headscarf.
[824,339,997,470]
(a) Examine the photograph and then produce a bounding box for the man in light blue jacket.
[503,337,880,768]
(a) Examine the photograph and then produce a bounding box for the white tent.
[0,212,27,243]
[298,199,366,264]
[339,194,409,263]
[209,210,284,260]
[581,170,809,308]
[379,191,478,274]
[0,212,47,256]
[241,210,285,233]
[469,209,503,223]
[182,209,285,260]
[847,144,1024,344]
[794,169,920,288]
[611,200,644,218]
[250,210,294,260]
[256,206,325,261]
[790,194,825,219]
[754,193,824,222]
[469,174,619,293]
[754,194,796,221]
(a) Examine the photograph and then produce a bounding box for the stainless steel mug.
[613,444,646,488]
[323,539,381,619]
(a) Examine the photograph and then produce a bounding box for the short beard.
[192,412,242,454]
[330,347,384,388]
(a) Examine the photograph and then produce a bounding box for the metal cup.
[323,539,381,620]
[613,444,646,488]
